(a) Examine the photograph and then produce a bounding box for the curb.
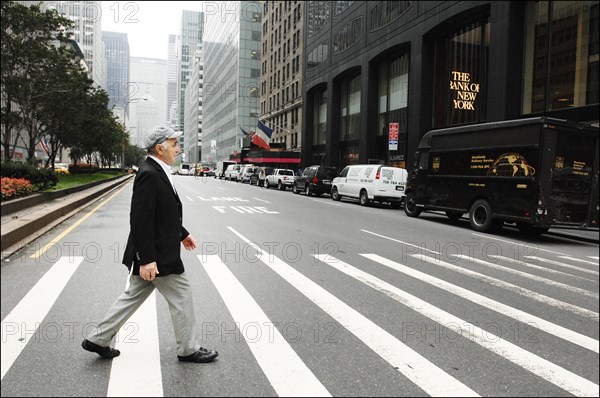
[1,174,134,258]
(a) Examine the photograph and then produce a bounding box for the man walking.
[82,126,218,363]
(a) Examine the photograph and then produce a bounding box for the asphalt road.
[1,175,598,397]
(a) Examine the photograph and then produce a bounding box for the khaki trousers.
[87,272,200,356]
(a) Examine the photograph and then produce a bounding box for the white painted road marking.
[1,256,84,380]
[228,227,479,397]
[198,255,330,397]
[107,292,162,397]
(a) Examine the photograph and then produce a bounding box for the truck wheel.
[469,199,495,232]
[359,190,370,206]
[264,179,269,188]
[404,192,421,217]
[278,181,284,190]
[446,211,463,221]
[517,222,550,235]
[331,187,341,201]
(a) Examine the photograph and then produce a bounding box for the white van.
[215,161,236,179]
[331,164,407,208]
[239,164,257,183]
[224,164,241,181]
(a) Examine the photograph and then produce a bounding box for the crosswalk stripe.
[525,256,599,276]
[450,254,599,301]
[487,254,595,282]
[557,256,599,267]
[228,227,479,397]
[198,255,330,397]
[365,254,599,353]
[1,256,84,380]
[317,254,600,397]
[470,233,570,256]
[107,292,162,397]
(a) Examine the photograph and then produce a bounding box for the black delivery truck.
[404,117,599,235]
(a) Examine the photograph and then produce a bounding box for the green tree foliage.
[124,144,147,168]
[1,1,126,167]
[1,1,73,162]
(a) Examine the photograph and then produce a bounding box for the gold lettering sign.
[450,71,480,111]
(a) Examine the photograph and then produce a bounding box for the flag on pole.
[39,138,50,154]
[254,120,273,150]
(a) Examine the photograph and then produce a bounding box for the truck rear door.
[547,128,597,225]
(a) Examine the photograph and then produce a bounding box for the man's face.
[155,138,180,165]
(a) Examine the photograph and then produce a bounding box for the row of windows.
[262,80,301,114]
[304,2,598,168]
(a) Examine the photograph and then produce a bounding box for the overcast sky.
[100,1,206,60]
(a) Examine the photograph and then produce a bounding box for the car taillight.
[375,169,381,180]
[312,177,319,184]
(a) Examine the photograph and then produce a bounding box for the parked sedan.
[292,165,338,196]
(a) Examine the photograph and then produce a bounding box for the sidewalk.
[1,174,134,259]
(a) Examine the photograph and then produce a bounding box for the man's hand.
[139,262,159,281]
[182,234,197,251]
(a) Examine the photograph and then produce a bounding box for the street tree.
[1,1,74,162]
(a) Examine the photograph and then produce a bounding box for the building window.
[308,1,330,37]
[340,74,361,141]
[313,89,327,145]
[333,17,362,54]
[433,16,490,127]
[307,41,329,69]
[523,1,599,113]
[369,1,412,31]
[377,53,409,167]
[335,1,355,15]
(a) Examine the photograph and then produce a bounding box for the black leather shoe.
[82,339,121,359]
[177,347,218,363]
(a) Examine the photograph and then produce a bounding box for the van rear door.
[376,167,407,198]
[547,128,597,225]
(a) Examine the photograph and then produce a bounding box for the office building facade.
[202,1,263,163]
[260,1,305,151]
[302,1,599,169]
[177,10,204,134]
[102,31,130,117]
[128,57,168,147]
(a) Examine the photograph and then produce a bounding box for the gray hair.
[147,140,170,155]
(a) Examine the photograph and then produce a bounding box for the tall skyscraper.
[184,50,203,163]
[128,57,168,147]
[102,31,130,117]
[177,10,204,133]
[202,1,262,162]
[167,34,179,128]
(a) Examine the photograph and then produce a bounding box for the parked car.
[240,164,258,183]
[224,164,241,181]
[53,163,70,174]
[331,164,407,208]
[253,167,275,186]
[292,165,338,196]
[265,169,296,190]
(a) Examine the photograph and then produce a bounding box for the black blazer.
[122,157,189,276]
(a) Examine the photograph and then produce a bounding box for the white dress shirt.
[148,155,177,194]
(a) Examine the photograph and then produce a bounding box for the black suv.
[293,165,338,196]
